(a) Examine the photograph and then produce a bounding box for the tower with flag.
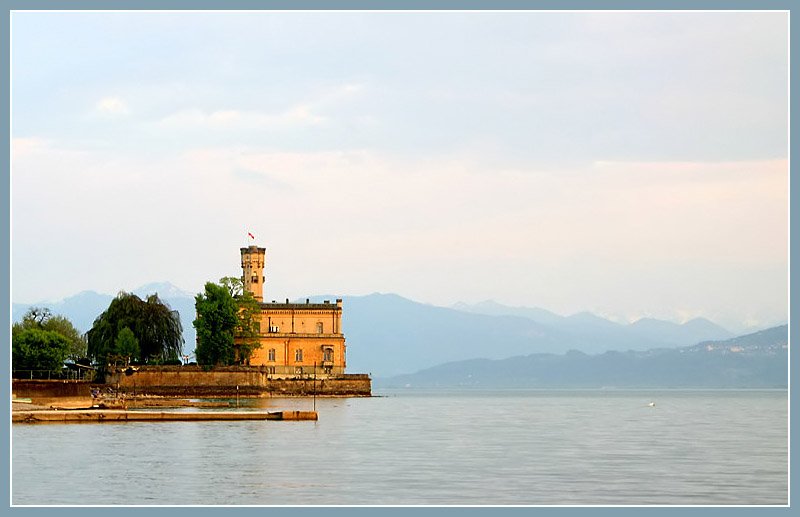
[241,241,266,303]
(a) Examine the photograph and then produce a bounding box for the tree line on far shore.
[12,277,260,379]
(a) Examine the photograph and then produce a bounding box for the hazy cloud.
[157,104,326,130]
[94,96,129,115]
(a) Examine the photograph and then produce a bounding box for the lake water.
[11,389,788,506]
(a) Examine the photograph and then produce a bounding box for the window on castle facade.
[268,349,276,361]
[316,322,323,334]
[295,349,303,362]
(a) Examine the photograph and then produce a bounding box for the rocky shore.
[12,396,233,412]
[12,402,49,411]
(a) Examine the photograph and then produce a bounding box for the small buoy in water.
[648,402,656,407]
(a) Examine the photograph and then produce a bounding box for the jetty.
[12,410,318,424]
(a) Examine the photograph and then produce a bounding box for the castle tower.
[240,245,266,302]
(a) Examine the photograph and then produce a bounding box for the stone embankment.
[107,366,371,397]
[13,410,318,423]
[12,368,371,402]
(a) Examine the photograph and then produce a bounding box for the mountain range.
[334,294,740,376]
[12,282,767,378]
[453,299,735,347]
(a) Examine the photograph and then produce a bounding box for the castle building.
[238,245,346,377]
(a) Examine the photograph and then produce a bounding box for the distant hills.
[453,300,735,347]
[378,325,788,389]
[337,294,738,376]
[14,285,777,379]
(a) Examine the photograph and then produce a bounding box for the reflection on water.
[12,389,788,505]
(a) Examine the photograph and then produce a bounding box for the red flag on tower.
[248,232,255,240]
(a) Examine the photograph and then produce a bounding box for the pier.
[13,410,318,423]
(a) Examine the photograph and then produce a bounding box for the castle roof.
[258,300,342,311]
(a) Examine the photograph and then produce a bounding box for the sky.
[10,10,789,332]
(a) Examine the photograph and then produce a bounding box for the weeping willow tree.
[87,292,184,366]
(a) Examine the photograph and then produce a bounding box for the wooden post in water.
[313,362,316,412]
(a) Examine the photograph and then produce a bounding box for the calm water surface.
[12,389,788,505]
